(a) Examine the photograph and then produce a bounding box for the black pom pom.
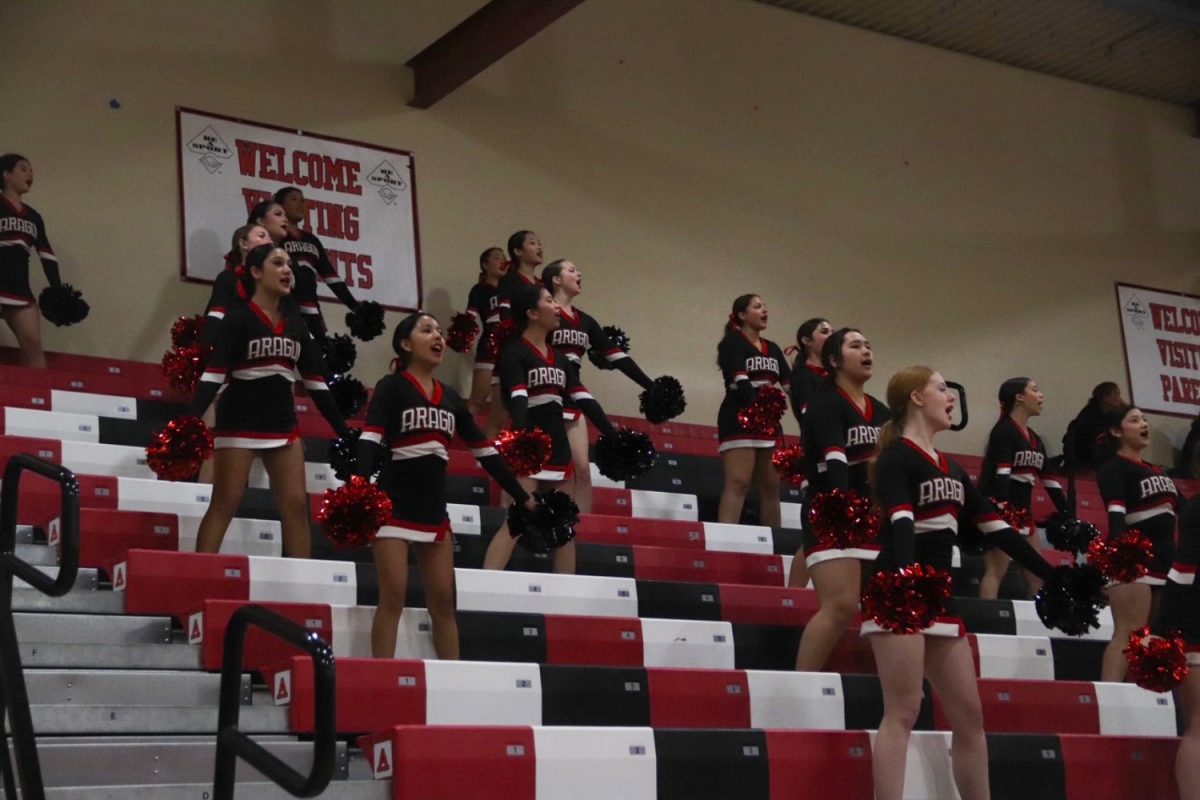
[38,284,90,327]
[508,489,580,554]
[1034,564,1108,636]
[639,375,687,424]
[1043,514,1101,555]
[330,428,362,482]
[594,427,657,482]
[587,326,630,370]
[328,374,367,420]
[345,301,386,341]
[321,333,357,375]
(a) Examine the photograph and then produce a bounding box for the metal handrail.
[947,381,969,432]
[213,605,337,799]
[0,454,81,800]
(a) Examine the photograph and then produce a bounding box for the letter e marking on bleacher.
[373,741,393,778]
[274,671,291,705]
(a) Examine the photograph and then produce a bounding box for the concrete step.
[18,641,202,670]
[15,612,171,645]
[24,670,250,707]
[29,702,288,735]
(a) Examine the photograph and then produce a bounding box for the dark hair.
[794,317,828,362]
[821,327,864,376]
[511,284,547,333]
[1090,381,1120,404]
[272,186,302,205]
[0,154,29,191]
[390,311,437,371]
[480,247,503,267]
[998,377,1032,417]
[246,200,282,225]
[241,244,305,335]
[541,260,568,294]
[506,230,535,265]
[1097,403,1138,461]
[715,294,759,366]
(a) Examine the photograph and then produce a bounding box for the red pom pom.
[488,319,522,363]
[862,565,954,634]
[495,428,553,477]
[805,488,881,549]
[1124,626,1190,692]
[446,312,480,353]
[146,415,214,481]
[170,315,207,350]
[1088,529,1154,583]
[161,344,211,393]
[991,498,1032,534]
[771,443,806,486]
[738,386,787,436]
[316,476,393,549]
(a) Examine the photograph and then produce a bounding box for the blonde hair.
[870,366,936,495]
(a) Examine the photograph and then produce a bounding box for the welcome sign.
[176,107,421,310]
[1116,282,1200,417]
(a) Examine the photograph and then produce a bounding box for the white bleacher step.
[455,569,638,618]
[24,669,250,707]
[1010,598,1114,641]
[50,389,138,420]
[629,489,698,521]
[61,440,155,480]
[177,516,282,557]
[2,407,100,443]
[33,738,347,786]
[30,700,289,736]
[18,641,203,671]
[15,612,171,645]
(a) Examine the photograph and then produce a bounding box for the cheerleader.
[789,317,833,425]
[489,230,544,434]
[355,312,535,659]
[543,260,654,513]
[273,187,360,342]
[189,244,349,557]
[0,154,65,369]
[978,378,1068,600]
[465,246,507,416]
[482,284,618,574]
[1096,405,1179,682]
[794,327,890,671]
[247,199,291,245]
[716,294,791,527]
[1156,494,1199,799]
[869,365,1056,800]
[195,223,272,483]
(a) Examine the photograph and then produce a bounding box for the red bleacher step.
[112,549,249,620]
[359,726,536,798]
[647,667,751,728]
[934,679,1100,735]
[718,584,820,626]
[766,729,874,799]
[265,656,426,734]
[51,508,178,568]
[575,515,705,550]
[544,614,644,667]
[186,599,331,671]
[1059,734,1179,800]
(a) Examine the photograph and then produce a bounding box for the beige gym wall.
[2,0,1197,462]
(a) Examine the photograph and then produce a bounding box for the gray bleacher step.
[25,670,251,706]
[30,702,289,735]
[19,641,203,670]
[42,781,388,800]
[13,585,124,614]
[15,542,57,566]
[16,612,171,645]
[33,738,349,787]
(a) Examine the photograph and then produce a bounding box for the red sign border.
[1115,281,1200,420]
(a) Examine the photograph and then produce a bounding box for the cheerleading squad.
[11,171,1193,800]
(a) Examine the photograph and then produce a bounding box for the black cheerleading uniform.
[717,331,791,452]
[979,417,1068,535]
[466,281,501,370]
[191,302,348,449]
[0,197,60,306]
[551,305,653,421]
[282,227,358,339]
[870,438,1054,636]
[1097,455,1179,585]
[801,386,890,566]
[356,371,530,543]
[1157,494,1200,663]
[500,336,615,481]
[497,271,540,320]
[789,361,830,426]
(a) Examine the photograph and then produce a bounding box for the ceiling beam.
[406,0,586,109]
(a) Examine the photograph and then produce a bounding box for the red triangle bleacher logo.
[274,672,291,704]
[373,741,393,778]
[112,563,126,591]
[188,613,203,644]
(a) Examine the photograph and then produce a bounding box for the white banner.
[1116,282,1200,417]
[176,107,421,310]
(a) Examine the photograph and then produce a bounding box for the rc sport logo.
[187,125,233,174]
[367,160,408,205]
[1123,293,1149,331]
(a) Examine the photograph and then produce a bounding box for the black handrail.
[0,454,81,800]
[947,381,969,432]
[213,605,336,799]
